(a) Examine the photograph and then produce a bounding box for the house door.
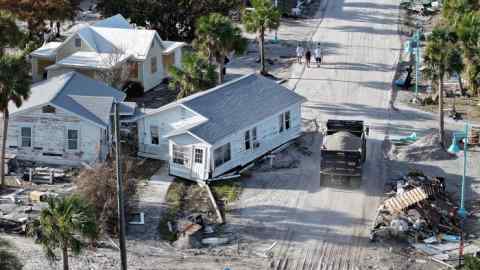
[191,146,206,180]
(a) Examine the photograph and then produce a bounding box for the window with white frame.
[194,149,203,164]
[278,114,284,133]
[150,126,159,145]
[285,111,291,130]
[214,143,231,167]
[244,130,251,150]
[172,144,189,166]
[279,111,291,133]
[150,56,157,74]
[252,127,259,148]
[244,127,258,151]
[67,129,79,150]
[74,38,81,48]
[21,127,32,147]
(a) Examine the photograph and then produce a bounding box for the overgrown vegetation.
[168,52,217,99]
[0,238,23,270]
[465,255,480,270]
[74,161,137,235]
[96,0,242,42]
[210,180,243,206]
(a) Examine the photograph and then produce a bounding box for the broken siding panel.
[211,102,302,177]
[7,106,103,166]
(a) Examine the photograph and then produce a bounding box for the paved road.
[232,0,403,268]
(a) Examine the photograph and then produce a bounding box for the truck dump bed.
[320,120,367,176]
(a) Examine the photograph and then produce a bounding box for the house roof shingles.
[10,72,126,128]
[184,74,306,144]
[141,74,306,144]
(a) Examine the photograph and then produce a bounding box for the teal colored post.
[459,121,468,217]
[414,30,420,98]
[458,122,468,266]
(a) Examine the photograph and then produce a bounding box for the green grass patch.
[210,180,243,204]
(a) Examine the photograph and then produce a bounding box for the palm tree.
[424,26,454,147]
[34,195,97,270]
[0,11,25,56]
[0,53,30,188]
[168,52,218,99]
[194,13,247,84]
[243,0,281,75]
[456,12,480,96]
[442,0,478,27]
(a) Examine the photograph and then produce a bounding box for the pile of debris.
[0,189,53,234]
[388,132,453,162]
[172,214,233,250]
[371,172,479,267]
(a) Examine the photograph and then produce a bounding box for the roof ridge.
[180,73,255,104]
[50,72,77,102]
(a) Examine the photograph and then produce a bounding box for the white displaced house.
[136,74,307,182]
[4,72,135,166]
[30,14,185,92]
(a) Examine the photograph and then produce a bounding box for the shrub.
[74,161,137,235]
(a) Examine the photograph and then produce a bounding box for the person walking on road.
[315,43,322,67]
[305,48,312,68]
[296,43,304,64]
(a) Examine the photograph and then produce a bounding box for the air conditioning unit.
[253,141,260,148]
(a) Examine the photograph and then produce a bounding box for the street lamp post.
[448,121,469,267]
[413,29,420,99]
[274,0,278,43]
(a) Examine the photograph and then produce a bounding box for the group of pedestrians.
[296,43,323,68]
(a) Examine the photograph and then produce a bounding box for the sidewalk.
[128,165,174,244]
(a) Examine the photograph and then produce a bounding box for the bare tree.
[95,46,131,90]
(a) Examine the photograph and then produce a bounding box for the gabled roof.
[143,74,307,144]
[93,14,132,29]
[10,72,126,128]
[30,42,62,58]
[89,26,159,59]
[55,51,131,70]
[31,14,185,63]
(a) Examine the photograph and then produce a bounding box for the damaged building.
[1,71,135,167]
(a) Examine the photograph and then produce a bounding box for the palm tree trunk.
[62,244,69,270]
[218,60,225,84]
[260,27,266,75]
[438,75,445,148]
[457,73,464,95]
[1,109,9,188]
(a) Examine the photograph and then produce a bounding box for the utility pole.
[114,102,128,270]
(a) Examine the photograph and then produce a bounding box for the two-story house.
[30,14,185,92]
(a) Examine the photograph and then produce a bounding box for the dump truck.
[320,120,369,177]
